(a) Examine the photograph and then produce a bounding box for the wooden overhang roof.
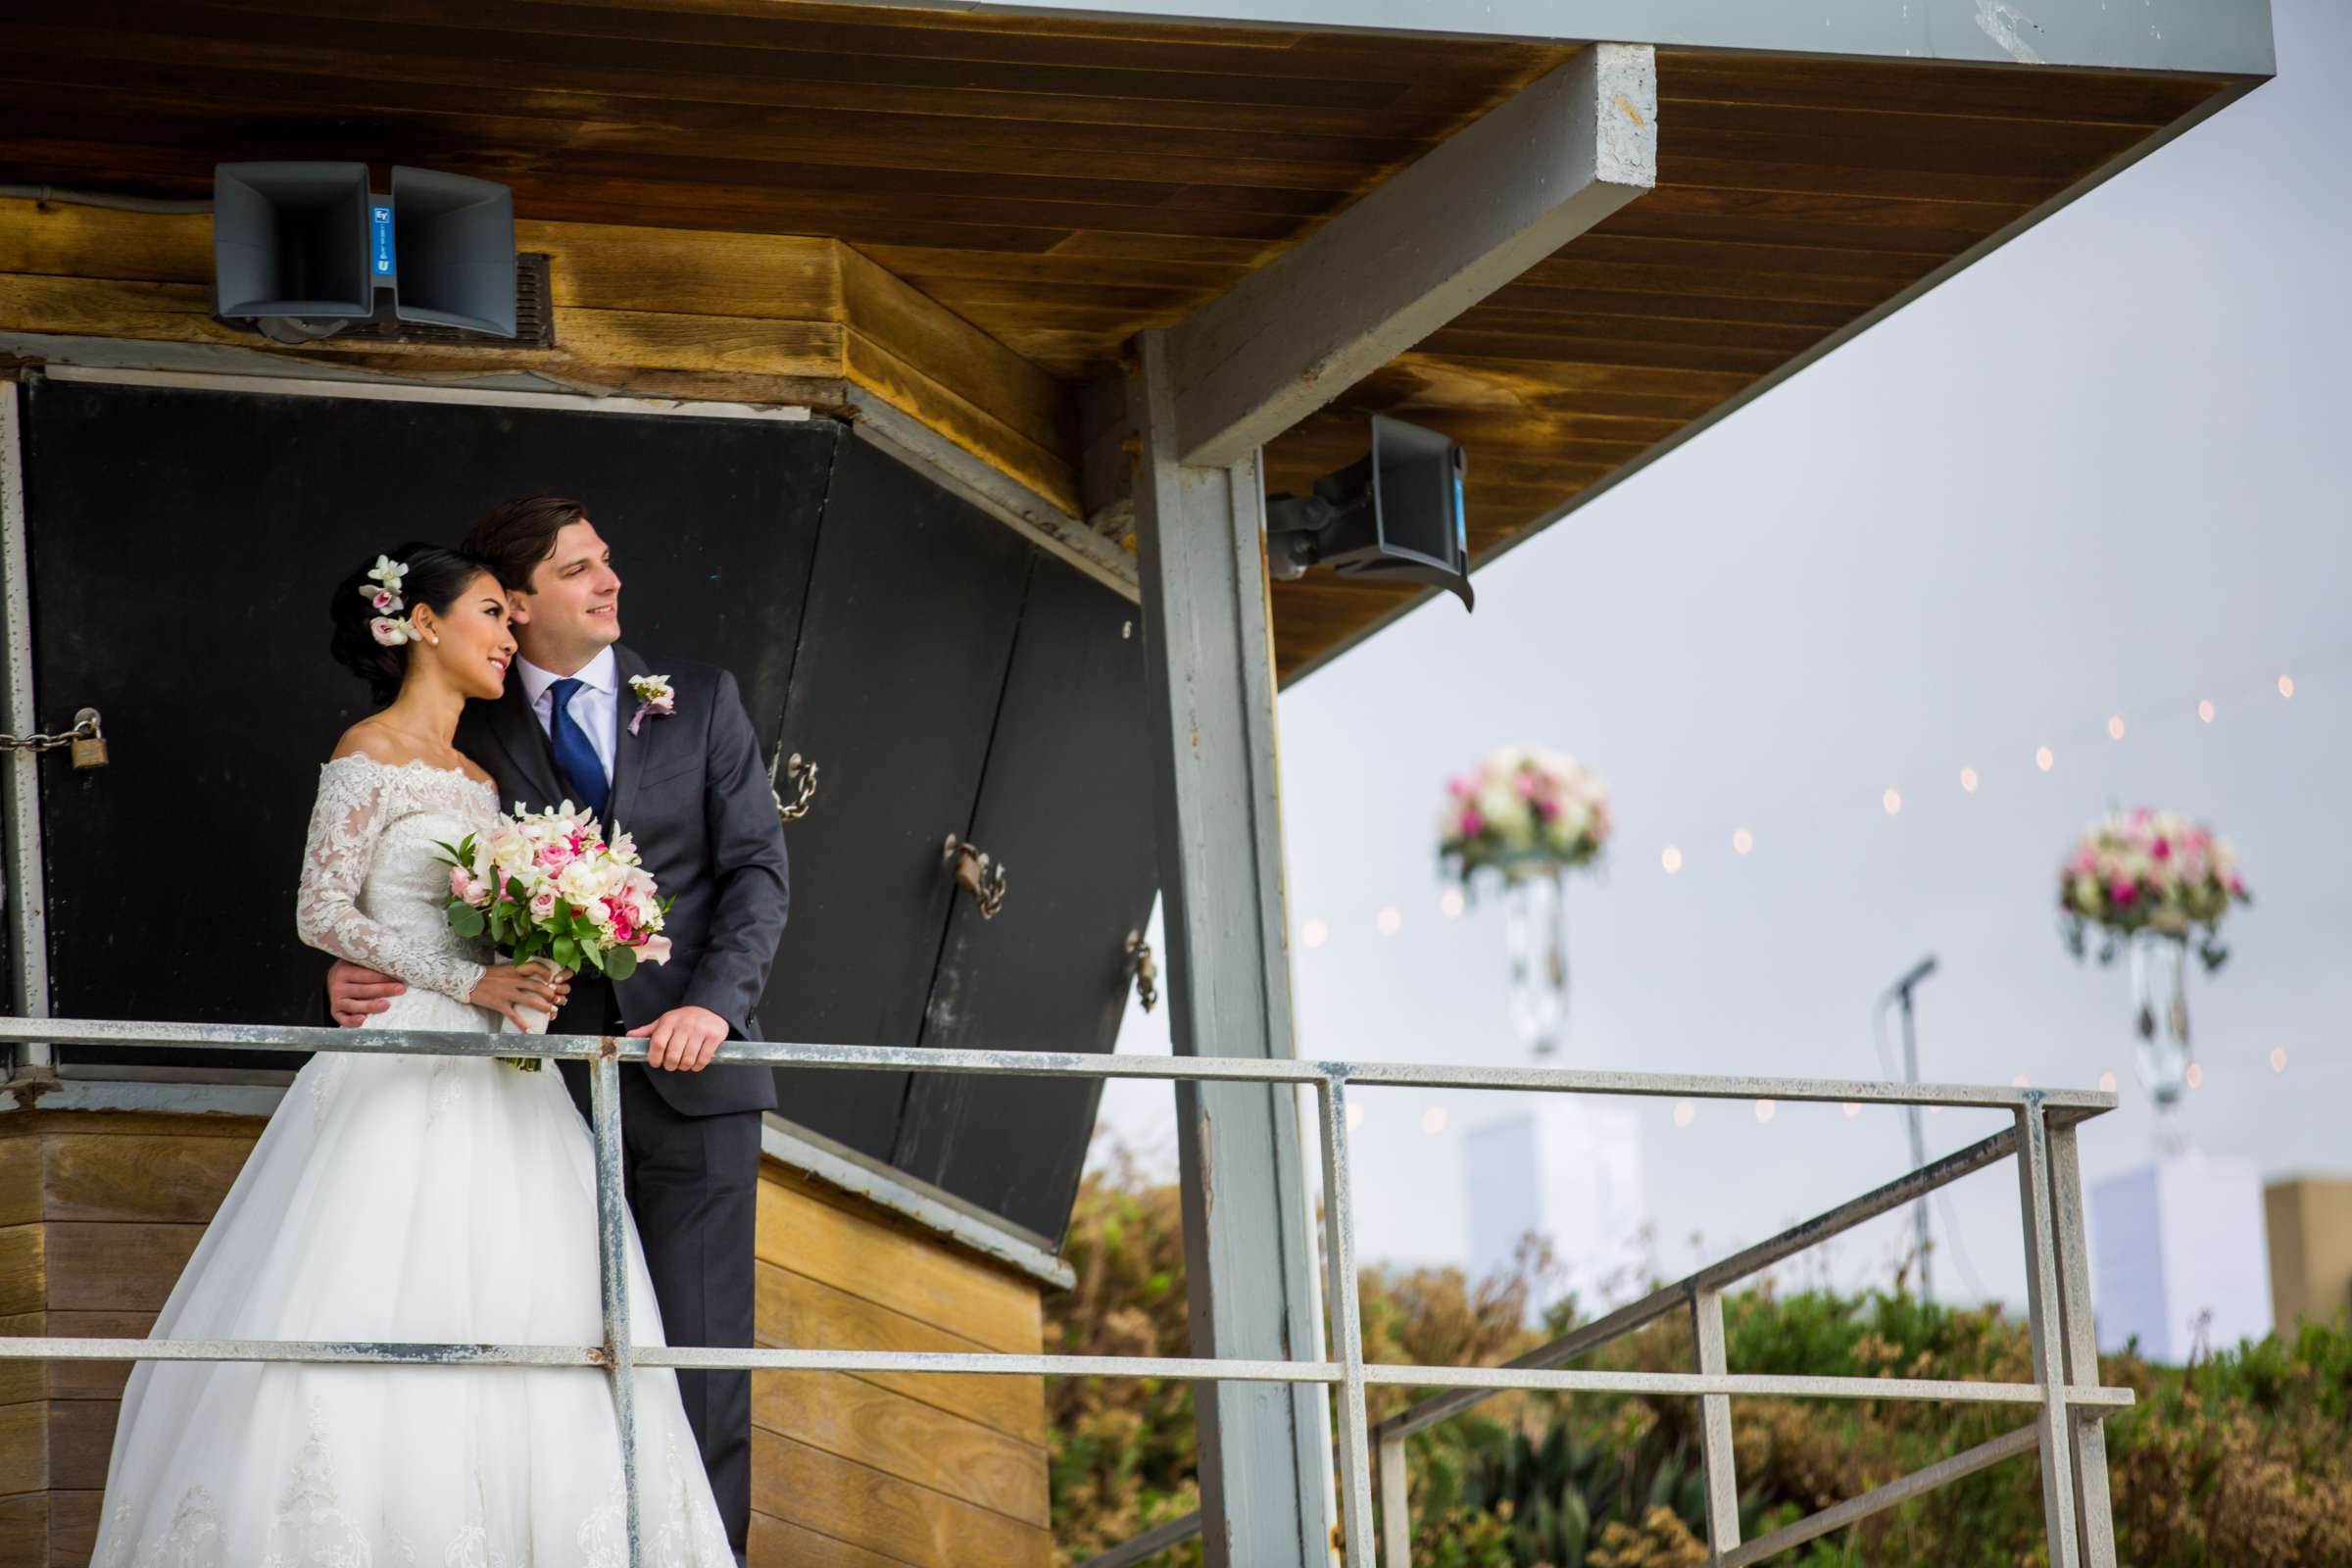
[0,1,2252,680]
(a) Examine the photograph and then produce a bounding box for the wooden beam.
[1166,43,1655,468]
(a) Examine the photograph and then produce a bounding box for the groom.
[327,496,786,1554]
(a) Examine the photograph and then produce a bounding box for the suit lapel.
[479,675,566,811]
[607,643,650,835]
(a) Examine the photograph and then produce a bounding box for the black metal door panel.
[892,556,1156,1245]
[17,375,832,1068]
[758,435,1032,1157]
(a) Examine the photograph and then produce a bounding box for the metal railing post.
[2013,1098,2082,1568]
[1690,1286,1740,1562]
[1313,1072,1376,1567]
[1376,1432,1410,1567]
[589,1045,644,1568]
[2046,1121,2119,1568]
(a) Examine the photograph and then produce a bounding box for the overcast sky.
[1091,0,2349,1317]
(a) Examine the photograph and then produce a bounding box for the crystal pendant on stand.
[2129,929,2193,1154]
[1502,864,1569,1058]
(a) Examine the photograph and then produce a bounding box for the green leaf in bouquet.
[448,903,486,938]
[604,943,638,982]
[578,942,607,974]
[552,936,581,973]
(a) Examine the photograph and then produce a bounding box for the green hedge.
[1048,1155,2352,1567]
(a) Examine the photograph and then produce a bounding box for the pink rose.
[1460,809,1485,837]
[529,888,558,921]
[602,898,637,943]
[1446,776,1470,800]
[2110,880,2138,906]
[2071,849,2098,875]
[2151,837,2171,860]
[450,865,471,900]
[536,840,577,873]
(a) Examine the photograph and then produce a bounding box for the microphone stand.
[1879,956,1939,1300]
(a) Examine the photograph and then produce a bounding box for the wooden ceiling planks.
[0,1,2234,678]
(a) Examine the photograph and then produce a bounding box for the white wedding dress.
[89,754,734,1568]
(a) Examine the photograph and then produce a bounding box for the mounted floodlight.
[1264,415,1473,611]
[213,162,516,343]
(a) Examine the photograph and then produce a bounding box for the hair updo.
[328,543,496,706]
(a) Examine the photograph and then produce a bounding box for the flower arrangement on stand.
[2056,807,2250,1146]
[1438,747,1612,1057]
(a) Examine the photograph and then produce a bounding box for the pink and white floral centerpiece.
[2057,807,2250,1138]
[436,803,673,1068]
[1437,746,1611,1058]
[2057,806,2249,971]
[1438,745,1612,886]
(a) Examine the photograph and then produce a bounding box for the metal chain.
[0,713,98,754]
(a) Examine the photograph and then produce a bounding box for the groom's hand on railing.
[326,958,407,1027]
[627,1005,728,1072]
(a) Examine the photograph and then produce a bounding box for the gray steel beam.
[1166,44,1654,470]
[1127,327,1332,1568]
[0,379,50,1079]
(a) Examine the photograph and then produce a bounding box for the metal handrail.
[0,1018,2125,1568]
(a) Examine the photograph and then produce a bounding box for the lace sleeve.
[295,757,487,1004]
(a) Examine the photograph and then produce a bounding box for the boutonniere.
[628,673,677,736]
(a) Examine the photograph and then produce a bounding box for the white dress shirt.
[516,646,617,783]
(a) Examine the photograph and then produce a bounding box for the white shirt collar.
[516,644,618,707]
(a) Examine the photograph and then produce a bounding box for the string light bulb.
[1754,1100,1776,1124]
[2198,699,2216,723]
[1300,918,1329,950]
[1439,889,1465,918]
[2035,745,2055,772]
[1375,906,1401,936]
[1732,827,1753,855]
[2270,1047,2288,1073]
[1672,1100,1695,1128]
[1661,845,1684,875]
[1959,767,1979,794]
[1883,788,1902,815]
[2278,675,2296,699]
[2097,1070,2118,1093]
[2107,714,2127,741]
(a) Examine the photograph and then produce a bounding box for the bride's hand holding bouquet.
[435,802,673,1068]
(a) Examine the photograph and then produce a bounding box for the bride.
[90,545,734,1566]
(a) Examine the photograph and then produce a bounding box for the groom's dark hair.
[464,496,590,593]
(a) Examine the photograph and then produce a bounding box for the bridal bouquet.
[1439,745,1612,887]
[2058,806,2249,970]
[435,803,673,1067]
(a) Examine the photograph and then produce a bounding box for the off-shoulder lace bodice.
[295,754,499,1004]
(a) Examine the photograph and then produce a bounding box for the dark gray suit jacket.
[455,644,786,1116]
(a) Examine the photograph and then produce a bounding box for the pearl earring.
[427,633,440,646]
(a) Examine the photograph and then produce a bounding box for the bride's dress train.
[89,755,733,1567]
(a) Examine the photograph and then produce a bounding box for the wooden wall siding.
[0,1114,1053,1568]
[0,1111,266,1568]
[752,1161,1053,1567]
[0,7,2232,677]
[0,198,1077,515]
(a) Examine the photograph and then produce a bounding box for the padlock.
[69,709,106,770]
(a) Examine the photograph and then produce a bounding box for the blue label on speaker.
[370,206,395,276]
[1453,473,1467,559]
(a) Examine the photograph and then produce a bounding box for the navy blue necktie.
[548,677,610,820]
